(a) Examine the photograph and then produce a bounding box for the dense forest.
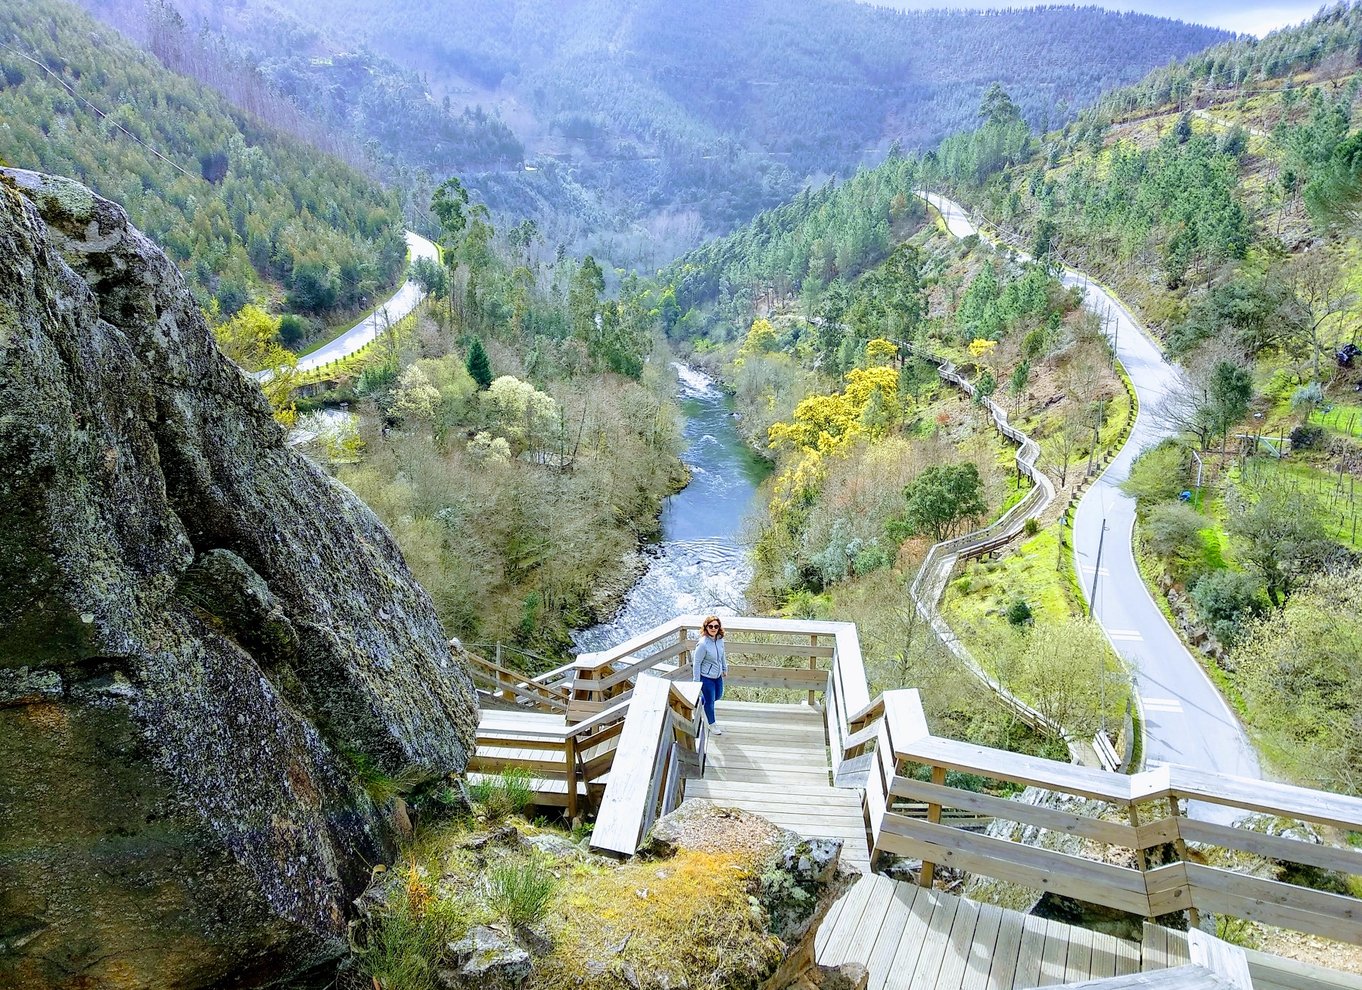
[71,0,1229,268]
[0,0,406,320]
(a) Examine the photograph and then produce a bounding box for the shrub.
[1022,517,1041,537]
[1005,599,1034,627]
[1143,503,1206,567]
[487,857,556,927]
[1289,423,1325,450]
[1121,441,1189,506]
[1190,569,1264,645]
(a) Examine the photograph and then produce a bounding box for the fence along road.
[296,230,439,374]
[919,193,1260,819]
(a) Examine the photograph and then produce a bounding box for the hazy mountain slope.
[70,0,1231,267]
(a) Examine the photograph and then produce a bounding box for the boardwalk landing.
[816,874,1161,990]
[686,699,871,872]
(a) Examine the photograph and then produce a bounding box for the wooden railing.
[469,696,632,819]
[568,615,879,788]
[899,342,1078,753]
[866,689,1362,945]
[460,642,570,713]
[591,677,706,857]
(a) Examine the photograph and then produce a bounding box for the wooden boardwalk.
[685,699,872,872]
[816,873,1157,990]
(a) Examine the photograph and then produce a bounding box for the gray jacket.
[694,635,727,679]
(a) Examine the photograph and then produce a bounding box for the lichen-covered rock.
[439,926,532,989]
[0,171,478,989]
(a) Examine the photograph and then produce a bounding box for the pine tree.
[466,337,493,390]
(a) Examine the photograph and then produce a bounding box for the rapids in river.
[572,363,770,652]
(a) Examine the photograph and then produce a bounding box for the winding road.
[922,193,1260,814]
[297,230,439,374]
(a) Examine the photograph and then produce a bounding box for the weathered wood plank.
[591,677,672,856]
[1177,818,1362,878]
[896,737,1135,804]
[1038,919,1072,986]
[960,901,1006,990]
[864,881,921,990]
[1242,947,1362,990]
[889,777,1139,847]
[1048,964,1239,990]
[1187,930,1251,990]
[1012,914,1050,989]
[935,894,982,990]
[884,885,942,989]
[1162,766,1362,832]
[983,902,1026,990]
[1183,863,1362,945]
[1064,923,1095,984]
[1144,923,1171,971]
[819,874,880,966]
[910,890,963,990]
[877,816,1153,916]
[1115,936,1142,976]
[1088,931,1121,981]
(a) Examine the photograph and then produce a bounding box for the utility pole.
[1191,449,1204,509]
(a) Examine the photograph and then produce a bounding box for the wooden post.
[920,765,947,888]
[808,634,818,707]
[565,733,578,821]
[1129,802,1153,920]
[1168,795,1200,929]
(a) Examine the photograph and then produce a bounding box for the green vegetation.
[912,8,1362,792]
[0,0,405,318]
[487,857,557,928]
[468,769,534,823]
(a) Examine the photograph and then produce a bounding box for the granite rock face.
[0,171,478,989]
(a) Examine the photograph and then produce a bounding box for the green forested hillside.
[74,0,1230,267]
[0,0,406,316]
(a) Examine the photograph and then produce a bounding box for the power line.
[0,38,198,181]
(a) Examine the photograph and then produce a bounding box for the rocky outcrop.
[0,171,478,989]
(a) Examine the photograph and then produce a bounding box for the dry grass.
[531,847,782,990]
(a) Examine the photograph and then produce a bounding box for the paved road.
[297,230,439,374]
[922,193,1260,815]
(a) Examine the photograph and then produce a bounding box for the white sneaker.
[711,725,723,736]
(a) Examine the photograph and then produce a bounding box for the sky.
[862,1,1324,37]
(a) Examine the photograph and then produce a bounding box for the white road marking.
[1107,629,1144,641]
[1144,697,1184,713]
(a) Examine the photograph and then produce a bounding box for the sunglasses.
[705,623,719,629]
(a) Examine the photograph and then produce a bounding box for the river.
[572,363,771,652]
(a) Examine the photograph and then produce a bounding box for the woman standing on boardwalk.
[695,615,728,735]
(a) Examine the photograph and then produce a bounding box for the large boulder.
[0,171,478,989]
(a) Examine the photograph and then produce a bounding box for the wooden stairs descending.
[461,617,1362,990]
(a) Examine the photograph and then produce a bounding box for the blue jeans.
[701,675,724,725]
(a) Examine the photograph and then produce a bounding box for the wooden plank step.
[961,902,1006,990]
[1045,964,1240,990]
[1186,931,1251,990]
[935,895,983,990]
[1242,949,1362,990]
[863,881,921,990]
[884,884,944,989]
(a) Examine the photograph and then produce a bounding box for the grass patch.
[469,768,534,822]
[487,856,557,927]
[1233,455,1362,549]
[944,521,1083,629]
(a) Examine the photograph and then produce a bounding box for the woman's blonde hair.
[701,615,725,638]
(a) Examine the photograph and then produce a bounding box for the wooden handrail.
[590,676,705,857]
[867,689,1362,945]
